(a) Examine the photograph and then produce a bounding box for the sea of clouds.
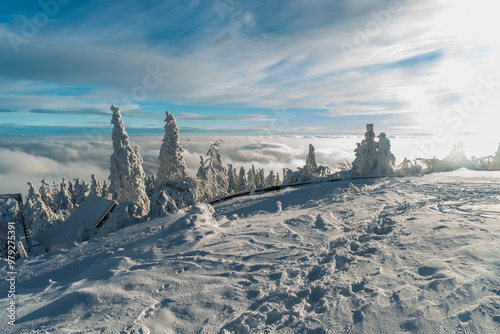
[0,133,463,197]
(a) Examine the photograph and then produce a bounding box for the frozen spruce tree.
[150,111,200,217]
[247,165,256,190]
[108,105,150,215]
[492,144,500,169]
[238,166,247,192]
[39,179,55,211]
[442,142,469,171]
[227,164,238,194]
[266,170,278,186]
[256,168,266,188]
[101,180,111,199]
[25,181,55,237]
[306,144,318,171]
[145,175,155,198]
[283,144,330,184]
[90,174,102,196]
[376,133,396,175]
[73,178,90,205]
[54,178,74,221]
[352,124,379,176]
[197,140,228,200]
[157,111,188,183]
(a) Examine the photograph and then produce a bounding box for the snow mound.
[3,172,500,333]
[166,202,218,232]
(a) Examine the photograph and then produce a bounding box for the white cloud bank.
[3,133,492,197]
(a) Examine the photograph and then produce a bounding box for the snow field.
[1,169,499,333]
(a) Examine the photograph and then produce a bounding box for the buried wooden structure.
[35,194,117,252]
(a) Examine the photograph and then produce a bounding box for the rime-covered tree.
[283,144,330,184]
[441,142,470,171]
[68,180,75,204]
[73,178,90,205]
[396,158,422,175]
[493,143,500,169]
[305,144,318,171]
[197,140,228,200]
[376,133,396,175]
[25,181,55,237]
[145,175,155,198]
[90,174,102,196]
[39,179,54,211]
[101,180,111,199]
[266,170,278,186]
[227,164,238,194]
[54,178,74,220]
[150,111,200,217]
[247,165,256,189]
[156,111,188,184]
[238,167,247,192]
[352,124,379,175]
[256,168,266,188]
[108,105,150,214]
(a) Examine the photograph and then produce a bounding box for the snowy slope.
[1,169,500,333]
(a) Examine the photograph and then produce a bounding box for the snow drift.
[1,169,500,333]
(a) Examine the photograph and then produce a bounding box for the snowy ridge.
[1,170,500,333]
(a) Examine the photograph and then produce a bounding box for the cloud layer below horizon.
[1,132,496,197]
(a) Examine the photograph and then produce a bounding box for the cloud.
[0,108,15,112]
[1,0,498,138]
[3,131,492,198]
[0,147,109,197]
[175,113,272,121]
[30,108,111,116]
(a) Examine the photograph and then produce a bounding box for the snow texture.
[3,169,500,333]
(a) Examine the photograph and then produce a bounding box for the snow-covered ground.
[2,169,500,333]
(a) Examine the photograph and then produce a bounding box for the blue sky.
[0,0,499,146]
[1,0,500,195]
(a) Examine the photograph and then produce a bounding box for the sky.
[1,0,500,194]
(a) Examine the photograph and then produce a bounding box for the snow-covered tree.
[101,180,111,199]
[108,105,150,215]
[247,165,256,190]
[90,174,102,196]
[492,144,500,169]
[197,140,228,200]
[256,168,266,188]
[396,158,422,176]
[238,167,247,192]
[39,179,54,211]
[305,144,318,171]
[352,124,379,175]
[73,178,90,205]
[145,175,155,198]
[54,178,73,220]
[441,142,470,171]
[227,164,238,194]
[150,111,200,217]
[266,170,279,187]
[25,181,55,237]
[156,111,188,184]
[68,180,75,204]
[376,133,396,175]
[283,144,330,184]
